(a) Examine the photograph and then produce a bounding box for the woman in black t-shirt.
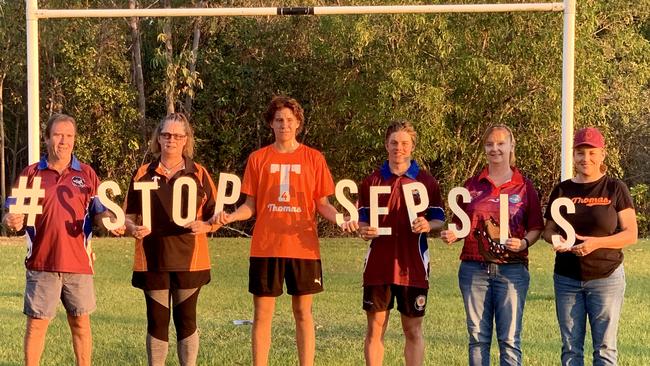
[542,127,637,366]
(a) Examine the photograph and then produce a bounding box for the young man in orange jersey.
[214,96,354,366]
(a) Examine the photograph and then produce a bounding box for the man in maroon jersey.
[4,114,116,366]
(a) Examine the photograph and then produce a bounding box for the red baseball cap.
[573,127,605,148]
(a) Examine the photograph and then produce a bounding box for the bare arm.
[411,216,444,234]
[124,214,151,240]
[184,219,215,235]
[543,208,638,256]
[315,196,338,224]
[542,219,559,244]
[94,210,126,236]
[525,229,542,246]
[542,219,574,252]
[357,221,378,241]
[93,212,104,228]
[315,196,359,233]
[504,229,541,252]
[213,195,256,226]
[572,208,638,256]
[3,213,25,232]
[440,229,462,245]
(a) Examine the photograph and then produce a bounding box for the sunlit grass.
[1,237,648,365]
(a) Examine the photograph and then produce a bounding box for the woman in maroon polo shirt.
[440,124,544,366]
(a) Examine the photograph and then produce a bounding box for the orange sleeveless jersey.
[242,144,335,259]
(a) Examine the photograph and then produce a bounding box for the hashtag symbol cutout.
[9,176,45,226]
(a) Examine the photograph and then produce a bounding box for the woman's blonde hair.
[482,124,516,166]
[149,112,195,158]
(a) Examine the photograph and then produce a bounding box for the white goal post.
[25,0,576,179]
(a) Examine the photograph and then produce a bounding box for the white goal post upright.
[561,0,576,181]
[26,0,40,169]
[25,0,576,180]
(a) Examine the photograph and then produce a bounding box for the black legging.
[145,288,200,341]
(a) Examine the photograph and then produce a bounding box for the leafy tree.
[0,0,27,235]
[1,0,649,236]
[37,0,142,187]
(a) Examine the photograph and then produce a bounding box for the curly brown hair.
[263,96,304,134]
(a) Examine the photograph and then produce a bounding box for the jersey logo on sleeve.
[270,164,301,202]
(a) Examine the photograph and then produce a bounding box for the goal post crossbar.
[25,0,576,180]
[33,3,564,18]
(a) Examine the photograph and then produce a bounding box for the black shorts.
[362,284,428,318]
[132,270,211,290]
[249,257,323,297]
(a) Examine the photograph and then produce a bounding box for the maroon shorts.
[363,284,428,317]
[249,257,323,296]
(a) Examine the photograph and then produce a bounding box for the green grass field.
[1,237,649,365]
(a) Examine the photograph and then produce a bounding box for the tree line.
[1,0,648,236]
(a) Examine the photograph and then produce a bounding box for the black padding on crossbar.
[277,7,314,15]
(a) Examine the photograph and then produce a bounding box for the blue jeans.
[554,265,626,366]
[458,261,530,366]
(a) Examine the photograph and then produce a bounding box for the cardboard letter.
[448,187,471,239]
[402,182,429,224]
[215,173,242,215]
[172,177,197,226]
[499,194,509,244]
[8,176,45,226]
[550,197,576,249]
[335,179,359,226]
[97,181,125,230]
[370,186,391,235]
[133,180,159,230]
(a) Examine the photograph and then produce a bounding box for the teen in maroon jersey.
[357,121,445,366]
[440,125,543,366]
